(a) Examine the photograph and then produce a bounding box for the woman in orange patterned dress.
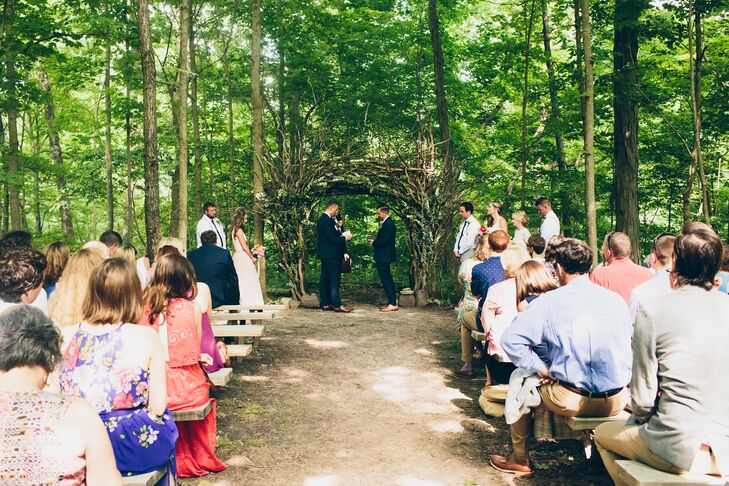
[140,253,226,477]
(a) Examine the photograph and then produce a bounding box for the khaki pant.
[460,310,479,363]
[510,383,628,459]
[595,422,721,486]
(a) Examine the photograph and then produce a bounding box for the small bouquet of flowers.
[251,245,265,260]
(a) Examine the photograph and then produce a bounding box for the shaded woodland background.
[1,0,727,300]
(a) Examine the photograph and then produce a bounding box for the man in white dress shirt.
[629,232,675,321]
[535,197,560,242]
[453,202,481,262]
[196,202,227,249]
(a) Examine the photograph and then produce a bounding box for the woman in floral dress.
[141,253,226,477]
[457,232,490,324]
[60,258,177,485]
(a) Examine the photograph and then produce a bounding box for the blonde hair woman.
[113,244,137,265]
[43,241,70,298]
[486,202,508,234]
[511,211,530,249]
[48,248,105,327]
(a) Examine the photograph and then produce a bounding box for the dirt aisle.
[186,305,611,486]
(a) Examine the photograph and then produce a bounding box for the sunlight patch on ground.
[414,348,433,356]
[238,375,270,383]
[281,367,310,383]
[395,477,446,486]
[428,420,465,433]
[305,339,350,349]
[303,474,339,486]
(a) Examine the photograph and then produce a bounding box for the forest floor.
[183,301,613,486]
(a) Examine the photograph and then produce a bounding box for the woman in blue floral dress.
[60,258,178,484]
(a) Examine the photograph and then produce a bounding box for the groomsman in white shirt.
[453,202,481,262]
[535,196,561,242]
[196,202,227,249]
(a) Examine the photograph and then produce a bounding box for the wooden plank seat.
[170,399,213,422]
[566,410,631,431]
[208,367,233,387]
[121,468,166,486]
[209,311,274,323]
[214,304,286,312]
[227,344,253,358]
[211,324,265,338]
[616,460,727,486]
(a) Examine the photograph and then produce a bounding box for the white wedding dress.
[232,230,264,306]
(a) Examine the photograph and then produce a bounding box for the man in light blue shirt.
[490,238,631,477]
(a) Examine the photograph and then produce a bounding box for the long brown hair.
[515,260,558,305]
[143,253,197,324]
[43,241,70,288]
[230,208,247,237]
[82,258,143,325]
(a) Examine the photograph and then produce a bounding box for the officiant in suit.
[317,200,353,313]
[369,205,398,312]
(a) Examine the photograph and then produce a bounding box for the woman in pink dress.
[141,254,226,477]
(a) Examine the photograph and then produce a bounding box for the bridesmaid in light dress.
[229,208,264,306]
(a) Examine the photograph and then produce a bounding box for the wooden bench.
[616,460,727,486]
[121,468,166,486]
[211,324,265,338]
[214,304,286,312]
[208,367,233,387]
[209,311,274,324]
[170,400,213,422]
[227,344,253,358]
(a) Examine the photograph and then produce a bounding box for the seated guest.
[490,239,631,477]
[49,248,105,327]
[457,232,489,326]
[595,223,729,483]
[141,254,226,477]
[113,243,138,265]
[0,229,33,251]
[480,245,530,384]
[99,230,123,257]
[526,235,546,262]
[195,281,229,373]
[629,233,676,321]
[514,260,558,313]
[0,306,121,484]
[60,258,178,483]
[590,231,652,303]
[188,230,239,309]
[147,245,182,283]
[43,241,69,298]
[455,230,509,378]
[0,247,46,313]
[82,240,110,257]
[157,236,187,256]
[714,244,729,294]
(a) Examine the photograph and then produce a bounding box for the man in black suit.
[369,205,398,312]
[317,200,353,313]
[188,230,240,309]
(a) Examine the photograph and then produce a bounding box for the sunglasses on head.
[652,232,674,251]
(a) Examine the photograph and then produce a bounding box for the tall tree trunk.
[3,0,21,230]
[0,113,6,232]
[176,0,191,248]
[276,0,285,167]
[542,0,569,232]
[136,0,161,260]
[689,0,709,223]
[124,0,134,243]
[104,21,114,229]
[427,0,454,179]
[580,0,598,266]
[223,40,235,212]
[574,0,586,133]
[200,63,215,199]
[613,0,644,262]
[251,0,267,297]
[189,8,202,218]
[39,71,74,238]
[520,0,537,209]
[31,115,41,235]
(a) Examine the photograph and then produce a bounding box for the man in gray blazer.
[595,222,729,483]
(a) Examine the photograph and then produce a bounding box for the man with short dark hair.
[369,205,398,312]
[534,197,560,242]
[0,247,47,313]
[490,238,631,477]
[99,230,123,256]
[454,201,480,262]
[455,230,509,378]
[629,233,676,321]
[196,202,227,249]
[188,230,239,308]
[590,231,652,303]
[596,223,729,483]
[317,200,353,313]
[526,235,546,261]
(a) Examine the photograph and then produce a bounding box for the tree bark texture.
[689,0,709,223]
[189,11,203,218]
[124,0,134,243]
[3,0,21,230]
[520,0,537,209]
[223,40,235,212]
[176,0,191,248]
[251,0,267,296]
[580,0,598,266]
[427,0,454,179]
[104,28,114,229]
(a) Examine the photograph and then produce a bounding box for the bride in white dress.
[230,208,264,306]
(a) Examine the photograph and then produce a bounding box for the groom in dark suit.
[369,205,398,312]
[188,230,240,308]
[317,200,353,313]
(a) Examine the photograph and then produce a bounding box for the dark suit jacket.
[317,213,346,260]
[188,243,240,309]
[373,217,396,264]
